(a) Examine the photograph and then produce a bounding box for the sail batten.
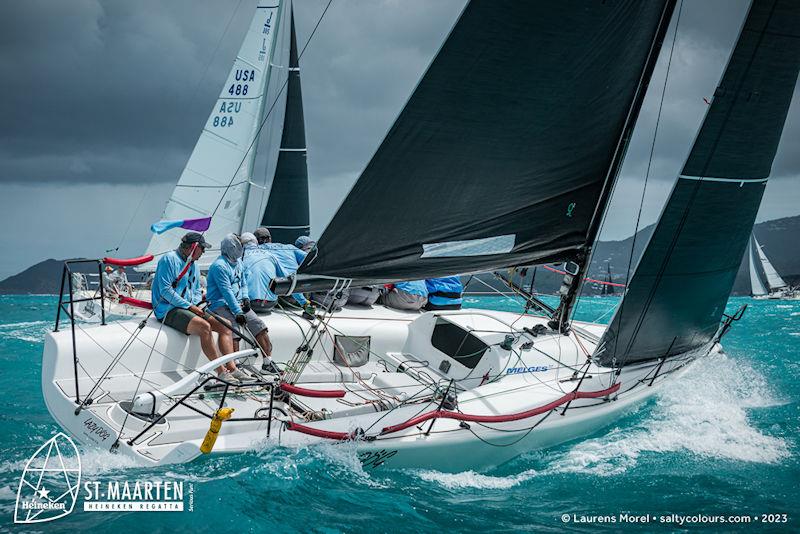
[296,0,676,286]
[595,0,800,366]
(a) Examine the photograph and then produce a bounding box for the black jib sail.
[260,8,310,245]
[292,0,676,290]
[595,0,800,367]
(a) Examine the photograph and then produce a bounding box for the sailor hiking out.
[207,234,278,377]
[152,232,246,383]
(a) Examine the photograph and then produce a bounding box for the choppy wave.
[0,320,51,343]
[416,351,789,488]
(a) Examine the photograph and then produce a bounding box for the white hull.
[42,305,704,471]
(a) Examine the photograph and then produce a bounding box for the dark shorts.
[161,307,196,335]
[212,307,268,340]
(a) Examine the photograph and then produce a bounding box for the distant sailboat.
[749,234,797,299]
[602,263,616,296]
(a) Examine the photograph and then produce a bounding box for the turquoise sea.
[0,294,797,532]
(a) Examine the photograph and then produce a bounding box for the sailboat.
[602,263,616,297]
[748,234,797,300]
[73,0,311,321]
[41,0,800,471]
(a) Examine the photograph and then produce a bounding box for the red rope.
[283,383,621,441]
[280,382,346,398]
[380,382,621,435]
[542,264,626,288]
[284,422,355,441]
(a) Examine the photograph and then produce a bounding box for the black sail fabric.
[260,9,310,245]
[595,0,800,367]
[299,0,673,284]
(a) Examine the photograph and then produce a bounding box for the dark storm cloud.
[0,0,798,187]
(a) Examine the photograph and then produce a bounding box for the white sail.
[748,237,768,296]
[754,235,787,290]
[143,1,285,269]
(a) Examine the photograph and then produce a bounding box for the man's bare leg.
[207,316,238,372]
[185,316,229,374]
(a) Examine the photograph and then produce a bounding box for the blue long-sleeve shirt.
[395,280,428,297]
[206,255,248,315]
[260,243,308,305]
[151,250,201,320]
[425,276,463,307]
[242,244,279,302]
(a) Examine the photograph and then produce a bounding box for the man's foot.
[229,368,253,383]
[261,359,282,375]
[217,370,241,386]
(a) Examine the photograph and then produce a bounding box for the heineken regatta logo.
[14,433,81,524]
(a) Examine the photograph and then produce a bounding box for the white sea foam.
[545,353,789,476]
[415,468,538,490]
[0,320,51,343]
[419,352,789,488]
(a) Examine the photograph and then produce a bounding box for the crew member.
[254,227,309,308]
[152,232,246,384]
[206,234,278,374]
[241,232,280,313]
[381,280,428,311]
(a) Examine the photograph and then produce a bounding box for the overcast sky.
[0,0,798,279]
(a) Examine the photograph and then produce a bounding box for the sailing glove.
[235,314,247,326]
[241,298,251,313]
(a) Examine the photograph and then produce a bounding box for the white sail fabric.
[748,238,768,296]
[754,235,787,290]
[143,2,284,269]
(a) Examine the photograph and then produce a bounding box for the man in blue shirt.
[152,232,244,384]
[254,227,308,307]
[206,234,277,375]
[240,232,280,313]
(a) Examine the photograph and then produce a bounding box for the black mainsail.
[260,8,310,245]
[290,1,676,293]
[595,0,800,367]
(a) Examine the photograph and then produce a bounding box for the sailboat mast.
[549,0,677,332]
[240,0,286,234]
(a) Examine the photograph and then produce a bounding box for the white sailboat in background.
[749,234,798,300]
[74,0,310,320]
[41,0,800,471]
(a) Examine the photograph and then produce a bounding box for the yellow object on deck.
[200,407,234,454]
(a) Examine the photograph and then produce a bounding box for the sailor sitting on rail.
[240,232,281,314]
[254,226,309,308]
[207,233,278,376]
[152,232,246,385]
[381,280,428,311]
[424,276,463,311]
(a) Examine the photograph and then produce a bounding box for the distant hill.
[0,259,68,294]
[2,215,798,295]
